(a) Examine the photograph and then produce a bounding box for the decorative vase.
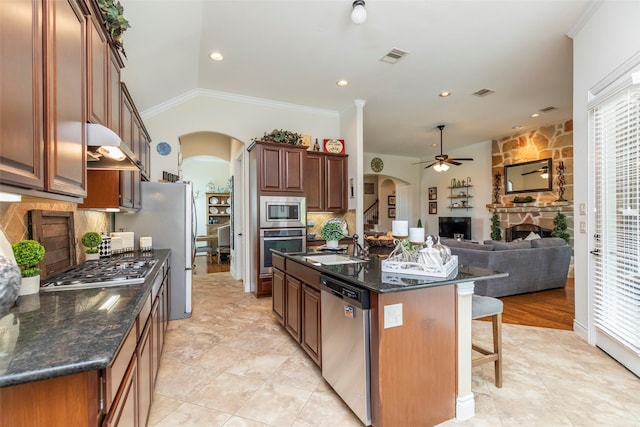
[85,253,100,261]
[19,274,40,296]
[326,240,339,249]
[0,256,21,317]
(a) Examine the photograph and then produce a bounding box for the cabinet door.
[137,319,152,427]
[259,144,283,192]
[121,85,134,151]
[108,51,121,135]
[45,0,87,197]
[304,153,324,211]
[119,171,133,208]
[87,12,107,125]
[282,147,304,192]
[103,357,138,427]
[0,0,45,190]
[272,268,285,326]
[132,171,141,210]
[285,276,302,342]
[302,284,321,366]
[151,298,160,385]
[325,155,347,212]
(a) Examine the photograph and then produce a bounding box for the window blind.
[592,83,640,355]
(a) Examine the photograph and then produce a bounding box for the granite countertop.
[274,250,508,293]
[0,250,171,388]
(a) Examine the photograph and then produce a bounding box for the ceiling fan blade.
[446,160,462,166]
[521,168,544,175]
[411,160,433,165]
[424,162,437,169]
[450,158,474,161]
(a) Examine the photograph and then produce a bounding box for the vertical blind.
[592,83,640,355]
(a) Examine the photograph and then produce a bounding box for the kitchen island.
[272,250,507,427]
[0,250,171,427]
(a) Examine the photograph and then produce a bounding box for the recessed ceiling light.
[209,51,223,61]
[530,113,541,118]
[439,91,451,97]
[336,80,349,87]
[431,143,437,147]
[512,125,523,130]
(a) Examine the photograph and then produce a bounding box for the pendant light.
[351,0,367,24]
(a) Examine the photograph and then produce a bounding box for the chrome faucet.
[351,234,370,260]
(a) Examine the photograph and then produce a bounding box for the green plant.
[11,240,45,278]
[490,214,502,241]
[253,129,302,145]
[513,196,534,203]
[82,232,103,254]
[321,222,344,241]
[551,212,571,243]
[417,218,422,228]
[97,0,131,55]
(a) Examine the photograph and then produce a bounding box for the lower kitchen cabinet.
[271,254,322,367]
[104,357,138,427]
[137,317,153,427]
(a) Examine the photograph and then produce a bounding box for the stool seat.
[471,294,503,388]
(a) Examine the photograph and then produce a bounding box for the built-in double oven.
[259,196,306,277]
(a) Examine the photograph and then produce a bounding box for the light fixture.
[97,145,126,161]
[540,171,549,179]
[0,192,22,202]
[209,51,223,61]
[433,162,450,172]
[530,113,541,118]
[336,80,349,87]
[351,0,366,24]
[439,91,451,97]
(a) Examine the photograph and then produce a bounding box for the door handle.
[590,249,600,256]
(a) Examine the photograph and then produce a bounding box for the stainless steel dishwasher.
[320,274,372,426]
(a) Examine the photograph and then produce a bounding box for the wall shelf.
[448,185,472,210]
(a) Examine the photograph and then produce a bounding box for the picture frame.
[323,138,345,154]
[428,186,437,200]
[364,183,375,194]
[429,202,437,215]
[300,134,312,150]
[388,195,396,205]
[388,207,396,218]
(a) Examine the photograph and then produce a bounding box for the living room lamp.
[433,161,450,172]
[351,0,367,24]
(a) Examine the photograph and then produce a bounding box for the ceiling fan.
[413,125,474,171]
[521,165,549,177]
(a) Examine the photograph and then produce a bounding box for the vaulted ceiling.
[119,0,590,160]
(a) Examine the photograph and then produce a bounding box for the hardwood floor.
[498,279,574,330]
[193,254,230,274]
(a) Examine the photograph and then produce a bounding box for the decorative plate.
[226,207,231,214]
[323,139,345,154]
[371,157,384,172]
[156,142,171,156]
[209,196,219,204]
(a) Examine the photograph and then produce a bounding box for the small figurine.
[313,138,321,152]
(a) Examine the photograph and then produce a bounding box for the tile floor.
[149,273,640,427]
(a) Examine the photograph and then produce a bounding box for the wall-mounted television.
[438,217,472,240]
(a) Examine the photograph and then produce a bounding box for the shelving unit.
[206,192,230,235]
[448,185,473,210]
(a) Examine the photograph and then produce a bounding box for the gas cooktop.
[40,255,158,292]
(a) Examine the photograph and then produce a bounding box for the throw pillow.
[524,231,541,241]
[491,240,532,251]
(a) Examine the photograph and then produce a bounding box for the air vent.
[538,106,557,112]
[380,48,409,64]
[472,88,495,97]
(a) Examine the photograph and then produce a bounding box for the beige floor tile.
[153,401,231,427]
[292,390,363,426]
[226,353,290,381]
[148,394,183,426]
[189,372,264,414]
[222,416,274,427]
[268,354,323,392]
[235,382,312,426]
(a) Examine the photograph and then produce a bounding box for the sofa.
[441,237,572,297]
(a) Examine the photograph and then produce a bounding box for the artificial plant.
[551,212,570,243]
[82,232,103,254]
[97,0,131,56]
[254,129,302,145]
[12,240,45,278]
[321,222,344,241]
[490,214,502,241]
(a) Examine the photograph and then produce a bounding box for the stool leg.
[492,313,503,388]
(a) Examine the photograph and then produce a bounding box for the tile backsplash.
[307,210,355,238]
[0,197,109,263]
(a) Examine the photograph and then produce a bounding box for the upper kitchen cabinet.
[45,0,88,197]
[305,152,348,212]
[1,0,87,199]
[249,141,307,194]
[0,0,45,190]
[86,3,108,125]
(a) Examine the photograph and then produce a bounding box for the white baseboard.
[456,392,475,421]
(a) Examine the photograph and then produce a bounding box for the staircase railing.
[364,199,379,231]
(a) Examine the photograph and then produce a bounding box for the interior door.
[590,73,640,376]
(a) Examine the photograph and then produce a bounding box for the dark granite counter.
[274,250,508,293]
[0,250,170,388]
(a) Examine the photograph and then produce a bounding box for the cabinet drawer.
[287,260,320,290]
[104,324,137,412]
[272,253,285,271]
[137,293,152,338]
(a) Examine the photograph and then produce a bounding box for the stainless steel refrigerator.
[115,181,195,320]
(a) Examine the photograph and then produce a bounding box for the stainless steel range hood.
[86,123,142,170]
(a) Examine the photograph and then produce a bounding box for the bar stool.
[471,295,503,388]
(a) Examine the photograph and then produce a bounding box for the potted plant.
[11,239,45,295]
[551,212,571,243]
[490,214,502,241]
[97,0,131,57]
[321,222,344,249]
[253,129,303,145]
[82,232,103,261]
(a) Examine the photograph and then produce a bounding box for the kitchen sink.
[304,254,368,265]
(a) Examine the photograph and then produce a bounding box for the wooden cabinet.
[0,0,87,198]
[45,0,88,198]
[285,275,302,342]
[78,170,139,210]
[108,50,122,136]
[104,357,138,427]
[137,316,153,427]
[252,141,306,193]
[87,8,108,125]
[272,255,322,367]
[305,152,348,212]
[0,0,45,190]
[206,192,231,234]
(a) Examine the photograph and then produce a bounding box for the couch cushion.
[442,238,494,251]
[524,231,541,240]
[530,237,568,248]
[491,240,532,251]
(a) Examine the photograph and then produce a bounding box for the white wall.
[419,140,492,240]
[572,1,640,340]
